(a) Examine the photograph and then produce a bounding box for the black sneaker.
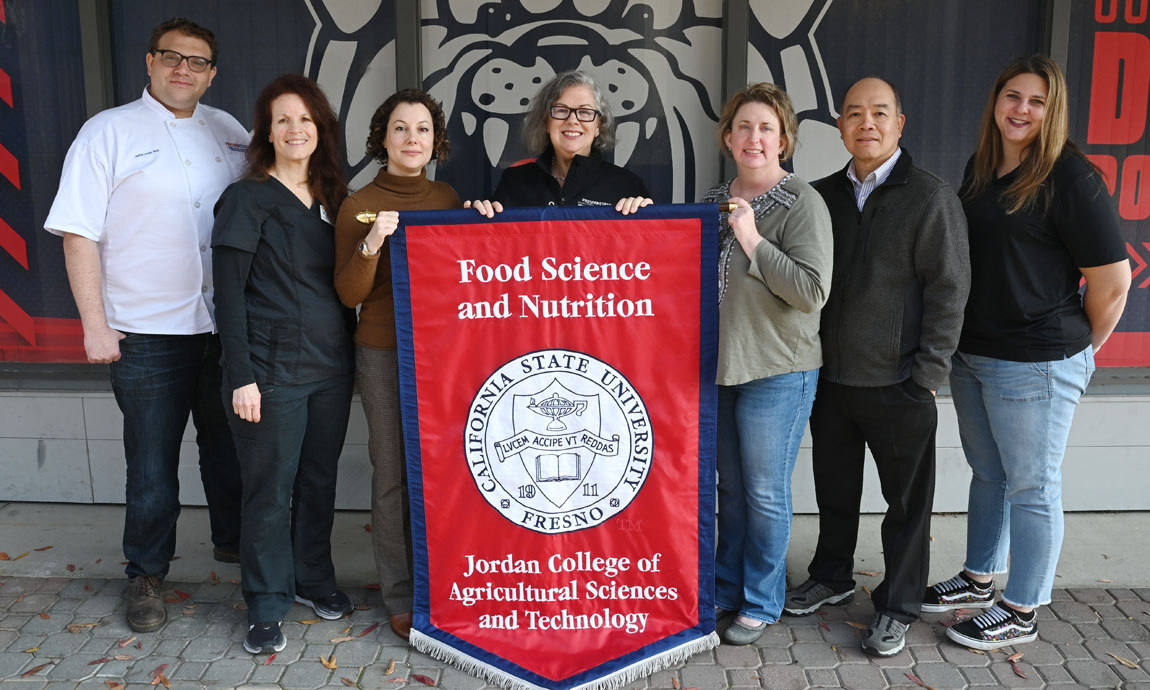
[244,621,287,654]
[923,572,995,613]
[783,579,854,616]
[212,544,241,564]
[946,602,1037,650]
[295,590,353,620]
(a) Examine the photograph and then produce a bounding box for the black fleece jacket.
[814,149,971,391]
[492,147,649,207]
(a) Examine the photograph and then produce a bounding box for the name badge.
[320,205,331,224]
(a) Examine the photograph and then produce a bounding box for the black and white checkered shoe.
[923,572,996,613]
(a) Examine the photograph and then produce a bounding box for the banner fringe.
[410,630,720,690]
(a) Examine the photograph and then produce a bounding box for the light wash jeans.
[950,348,1094,609]
[715,369,818,622]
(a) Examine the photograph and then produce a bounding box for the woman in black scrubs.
[212,73,355,655]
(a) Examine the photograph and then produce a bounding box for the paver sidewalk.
[1,574,1147,689]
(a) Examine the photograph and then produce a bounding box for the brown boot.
[390,612,412,640]
[125,575,167,632]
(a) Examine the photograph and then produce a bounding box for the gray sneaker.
[861,612,908,656]
[783,579,854,616]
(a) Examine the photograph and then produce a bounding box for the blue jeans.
[715,369,818,623]
[110,333,242,579]
[950,348,1094,608]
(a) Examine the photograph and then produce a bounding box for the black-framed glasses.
[152,49,214,73]
[550,106,600,122]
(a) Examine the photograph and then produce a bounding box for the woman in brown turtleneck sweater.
[333,89,461,641]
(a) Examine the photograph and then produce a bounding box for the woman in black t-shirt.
[212,74,356,656]
[924,56,1130,651]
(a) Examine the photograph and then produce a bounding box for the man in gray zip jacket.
[782,77,970,657]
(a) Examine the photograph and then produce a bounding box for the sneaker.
[124,575,167,632]
[946,602,1037,650]
[783,580,854,616]
[861,612,908,656]
[212,544,241,564]
[295,590,353,620]
[923,572,995,613]
[244,621,287,654]
[721,616,767,645]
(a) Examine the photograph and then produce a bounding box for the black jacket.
[492,147,649,207]
[814,150,970,391]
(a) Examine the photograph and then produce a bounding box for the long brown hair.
[963,55,1070,214]
[246,74,347,218]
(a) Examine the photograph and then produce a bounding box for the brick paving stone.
[1116,600,1150,619]
[792,626,825,643]
[989,660,1044,687]
[960,665,998,685]
[1065,658,1123,687]
[755,626,792,648]
[909,645,943,663]
[1036,663,1076,684]
[836,661,886,689]
[440,665,488,689]
[1058,643,1093,660]
[0,650,35,677]
[1050,588,1073,601]
[72,597,120,617]
[0,614,34,631]
[153,637,190,657]
[34,631,88,657]
[758,645,792,664]
[1069,588,1115,604]
[910,661,966,689]
[20,615,71,636]
[756,663,807,690]
[168,659,206,680]
[1116,664,1150,684]
[0,680,48,689]
[158,615,210,640]
[1042,685,1090,689]
[805,667,837,686]
[790,642,838,669]
[181,635,231,662]
[323,639,380,667]
[10,594,58,615]
[1133,588,1150,601]
[680,663,729,689]
[0,628,18,650]
[247,662,285,684]
[1050,601,1099,623]
[1102,618,1150,641]
[359,657,410,687]
[865,648,914,669]
[86,617,132,639]
[939,643,990,666]
[1074,622,1112,640]
[1018,639,1068,665]
[716,644,761,668]
[201,657,254,686]
[42,654,100,682]
[278,659,334,690]
[1041,619,1085,645]
[685,647,717,665]
[727,667,764,687]
[0,596,17,613]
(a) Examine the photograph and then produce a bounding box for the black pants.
[226,375,354,624]
[807,379,937,623]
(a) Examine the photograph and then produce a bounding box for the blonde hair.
[963,55,1070,214]
[716,82,798,161]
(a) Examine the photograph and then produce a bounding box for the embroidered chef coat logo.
[466,349,653,534]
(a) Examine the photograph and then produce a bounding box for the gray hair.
[521,70,616,155]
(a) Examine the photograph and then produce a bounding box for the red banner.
[391,205,718,689]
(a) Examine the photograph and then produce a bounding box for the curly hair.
[716,82,799,162]
[364,89,450,166]
[148,17,218,64]
[245,74,347,218]
[521,71,615,155]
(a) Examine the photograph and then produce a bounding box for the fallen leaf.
[170,556,180,561]
[230,579,240,585]
[1006,652,1023,662]
[209,571,220,585]
[340,624,353,635]
[299,619,321,624]
[233,602,248,611]
[105,681,125,690]
[364,523,372,533]
[22,662,53,677]
[672,678,681,690]
[149,663,169,678]
[14,594,23,602]
[854,570,882,577]
[321,654,338,670]
[861,585,872,595]
[357,622,380,637]
[363,583,381,591]
[330,636,355,643]
[67,622,99,633]
[412,673,436,686]
[968,649,985,655]
[387,680,405,684]
[113,654,133,661]
[66,564,76,572]
[173,590,191,600]
[1107,652,1139,669]
[342,678,357,686]
[163,595,181,603]
[12,552,29,560]
[34,545,54,552]
[1102,553,1110,560]
[22,647,39,653]
[1010,659,1027,679]
[929,535,935,541]
[264,653,276,665]
[118,636,137,648]
[904,671,935,689]
[39,613,50,619]
[819,621,830,631]
[0,552,8,560]
[385,659,396,675]
[136,641,142,650]
[152,671,171,688]
[1099,579,1114,583]
[95,558,102,564]
[120,561,129,565]
[354,603,374,611]
[83,584,94,592]
[845,621,868,630]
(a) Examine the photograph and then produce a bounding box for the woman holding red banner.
[333,89,462,641]
[465,70,651,214]
[924,55,1129,650]
[704,83,833,645]
[212,74,355,655]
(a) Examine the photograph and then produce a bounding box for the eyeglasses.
[152,49,214,73]
[550,106,600,122]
